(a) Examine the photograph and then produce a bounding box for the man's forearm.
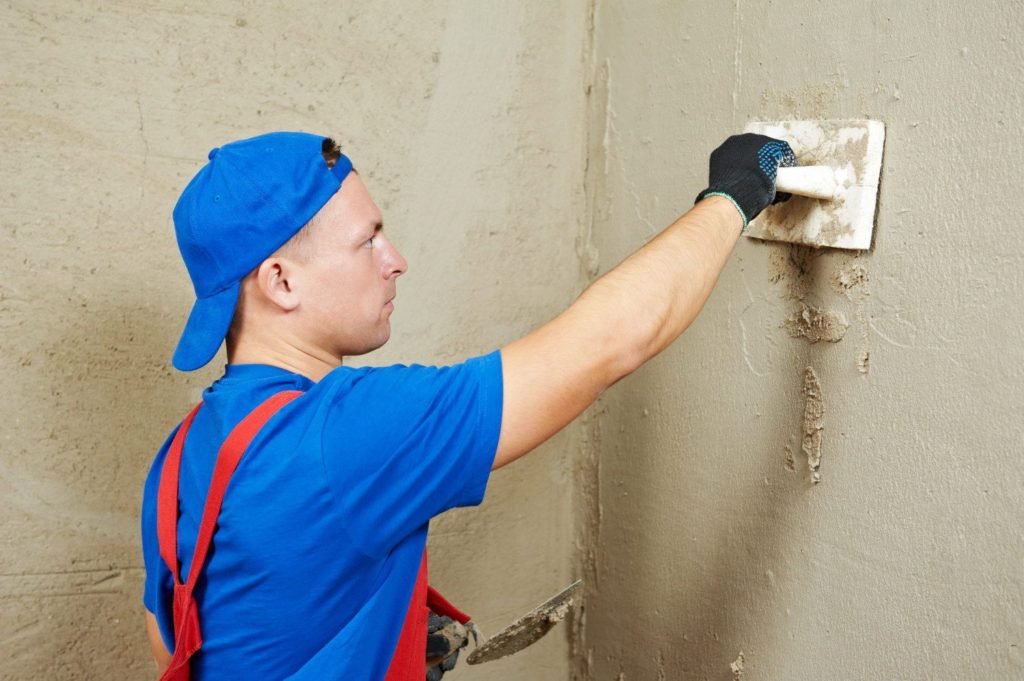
[578,195,742,380]
[494,196,742,468]
[496,134,794,468]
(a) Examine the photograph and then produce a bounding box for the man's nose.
[384,238,408,278]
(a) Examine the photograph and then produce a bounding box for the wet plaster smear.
[576,1,1024,680]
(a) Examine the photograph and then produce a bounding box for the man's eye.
[363,236,375,248]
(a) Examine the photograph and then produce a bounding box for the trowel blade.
[466,579,582,665]
[744,119,885,250]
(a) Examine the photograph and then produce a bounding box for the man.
[140,131,794,679]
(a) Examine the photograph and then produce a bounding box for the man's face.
[294,172,407,357]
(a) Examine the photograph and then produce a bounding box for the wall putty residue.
[832,259,872,374]
[801,367,825,484]
[783,443,797,472]
[730,651,745,680]
[783,304,848,343]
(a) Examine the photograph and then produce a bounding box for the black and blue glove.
[695,133,798,229]
[426,613,468,681]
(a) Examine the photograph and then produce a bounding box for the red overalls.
[156,391,470,681]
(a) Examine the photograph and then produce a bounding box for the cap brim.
[171,280,241,371]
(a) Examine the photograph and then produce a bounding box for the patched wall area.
[1,2,588,678]
[576,1,1023,679]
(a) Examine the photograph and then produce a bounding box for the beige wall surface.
[576,1,1023,680]
[1,1,588,679]
[6,1,1024,680]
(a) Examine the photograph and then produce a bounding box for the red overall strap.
[384,552,474,680]
[426,584,471,625]
[384,552,430,680]
[156,390,303,681]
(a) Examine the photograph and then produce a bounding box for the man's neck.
[226,337,342,383]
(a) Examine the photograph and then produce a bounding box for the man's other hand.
[426,613,468,681]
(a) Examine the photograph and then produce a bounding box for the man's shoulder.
[313,352,500,411]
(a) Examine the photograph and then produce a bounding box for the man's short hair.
[274,138,352,263]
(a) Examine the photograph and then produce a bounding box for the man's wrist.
[697,192,747,232]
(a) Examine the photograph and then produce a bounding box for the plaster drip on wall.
[831,258,871,374]
[730,651,745,679]
[801,367,825,483]
[784,442,797,472]
[782,304,848,343]
[768,244,820,302]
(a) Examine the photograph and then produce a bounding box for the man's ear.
[254,257,301,312]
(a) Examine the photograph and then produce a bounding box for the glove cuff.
[695,190,749,231]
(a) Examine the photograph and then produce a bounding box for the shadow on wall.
[3,289,202,677]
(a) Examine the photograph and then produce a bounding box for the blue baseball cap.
[171,131,353,371]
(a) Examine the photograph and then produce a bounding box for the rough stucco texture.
[575,1,1023,680]
[1,2,587,679]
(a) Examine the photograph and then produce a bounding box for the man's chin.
[343,330,391,357]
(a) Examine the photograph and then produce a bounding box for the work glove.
[425,613,469,681]
[695,133,798,229]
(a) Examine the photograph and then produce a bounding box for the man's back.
[141,355,502,679]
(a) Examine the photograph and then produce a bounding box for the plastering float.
[744,119,885,250]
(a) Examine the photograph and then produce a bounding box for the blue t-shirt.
[140,350,503,680]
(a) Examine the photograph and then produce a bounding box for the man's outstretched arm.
[494,134,794,469]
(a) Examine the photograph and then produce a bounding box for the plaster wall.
[576,1,1023,679]
[1,2,588,678]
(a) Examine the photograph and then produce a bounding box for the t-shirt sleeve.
[140,430,176,620]
[318,350,503,558]
[142,509,159,613]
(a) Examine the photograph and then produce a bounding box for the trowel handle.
[775,166,838,201]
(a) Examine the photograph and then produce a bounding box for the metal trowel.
[465,579,582,665]
[743,119,886,250]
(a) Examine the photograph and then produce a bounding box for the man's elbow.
[145,611,172,672]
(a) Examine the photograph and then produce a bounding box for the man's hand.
[695,133,798,228]
[425,613,469,681]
